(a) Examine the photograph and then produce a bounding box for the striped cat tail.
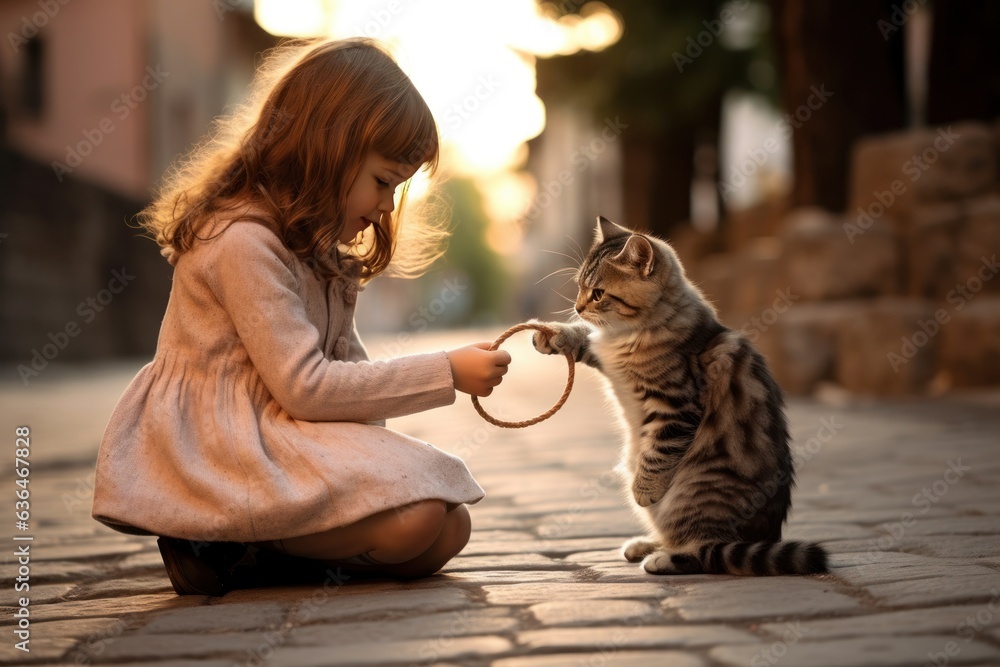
[651,541,829,575]
[699,541,829,575]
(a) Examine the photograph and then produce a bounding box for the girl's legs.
[249,500,471,579]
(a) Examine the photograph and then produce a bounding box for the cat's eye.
[591,288,605,302]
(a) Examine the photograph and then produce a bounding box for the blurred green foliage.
[538,0,776,132]
[417,176,510,326]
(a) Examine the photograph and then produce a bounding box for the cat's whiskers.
[535,266,579,286]
[563,235,586,265]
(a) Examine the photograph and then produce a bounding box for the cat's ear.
[595,216,630,243]
[613,235,655,276]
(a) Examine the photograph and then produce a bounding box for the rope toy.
[471,322,575,428]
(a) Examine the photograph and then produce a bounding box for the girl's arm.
[202,221,456,423]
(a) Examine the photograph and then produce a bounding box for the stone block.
[528,599,657,626]
[770,302,859,394]
[835,299,937,395]
[689,253,736,319]
[517,625,757,651]
[907,202,966,298]
[494,652,707,667]
[483,582,670,605]
[712,635,1000,667]
[270,636,513,666]
[663,578,860,622]
[782,208,900,301]
[850,122,998,229]
[666,224,722,267]
[958,196,1000,294]
[939,297,1000,387]
[722,197,789,249]
[727,236,784,325]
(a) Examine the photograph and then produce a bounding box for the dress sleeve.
[202,222,456,422]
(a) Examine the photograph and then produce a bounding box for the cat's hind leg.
[622,536,661,562]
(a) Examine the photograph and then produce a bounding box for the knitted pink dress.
[91,206,484,542]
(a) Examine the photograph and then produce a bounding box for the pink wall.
[2,0,150,199]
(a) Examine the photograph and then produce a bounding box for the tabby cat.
[531,216,828,575]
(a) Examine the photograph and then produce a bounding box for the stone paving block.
[0,636,78,665]
[711,634,1000,667]
[662,578,861,621]
[65,574,174,599]
[221,579,406,605]
[436,569,582,586]
[535,537,637,557]
[760,603,1000,641]
[267,636,513,666]
[28,541,145,562]
[583,561,684,584]
[289,587,471,624]
[517,624,758,651]
[529,599,658,626]
[448,553,572,571]
[136,601,287,633]
[563,549,621,565]
[0,617,128,665]
[11,581,75,605]
[73,631,270,663]
[27,592,205,622]
[897,535,1000,559]
[287,608,519,645]
[900,516,1000,536]
[0,559,101,583]
[832,561,996,587]
[484,583,671,605]
[866,573,1000,606]
[74,662,234,667]
[784,522,876,541]
[493,651,707,667]
[828,550,939,568]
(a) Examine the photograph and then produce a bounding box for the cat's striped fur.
[531,216,828,576]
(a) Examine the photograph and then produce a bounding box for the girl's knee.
[444,504,472,554]
[372,499,448,562]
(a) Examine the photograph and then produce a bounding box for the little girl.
[90,37,511,595]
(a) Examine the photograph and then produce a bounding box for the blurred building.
[0,0,274,373]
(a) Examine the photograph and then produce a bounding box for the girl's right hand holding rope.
[446,343,511,397]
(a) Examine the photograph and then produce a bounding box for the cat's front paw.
[631,478,665,507]
[622,536,660,562]
[530,321,570,356]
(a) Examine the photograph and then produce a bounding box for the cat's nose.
[575,304,584,314]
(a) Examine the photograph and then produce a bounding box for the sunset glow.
[253,0,622,197]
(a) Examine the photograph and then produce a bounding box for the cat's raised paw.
[631,481,665,508]
[531,325,565,355]
[622,537,660,562]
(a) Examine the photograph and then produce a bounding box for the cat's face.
[574,216,676,331]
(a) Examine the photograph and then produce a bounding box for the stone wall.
[0,147,171,379]
[677,119,1000,396]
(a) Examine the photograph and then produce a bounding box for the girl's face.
[341,150,418,244]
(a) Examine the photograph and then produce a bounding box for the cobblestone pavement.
[3,328,1000,667]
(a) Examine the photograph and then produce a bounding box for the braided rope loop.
[471,322,575,428]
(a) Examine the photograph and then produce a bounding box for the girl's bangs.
[374,90,439,171]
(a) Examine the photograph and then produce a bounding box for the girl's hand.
[446,343,512,397]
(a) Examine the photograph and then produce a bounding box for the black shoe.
[157,536,329,595]
[157,536,252,596]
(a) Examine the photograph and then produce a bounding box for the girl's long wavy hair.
[137,37,447,284]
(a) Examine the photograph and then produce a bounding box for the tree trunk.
[926,0,1000,125]
[621,127,696,238]
[770,0,906,213]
